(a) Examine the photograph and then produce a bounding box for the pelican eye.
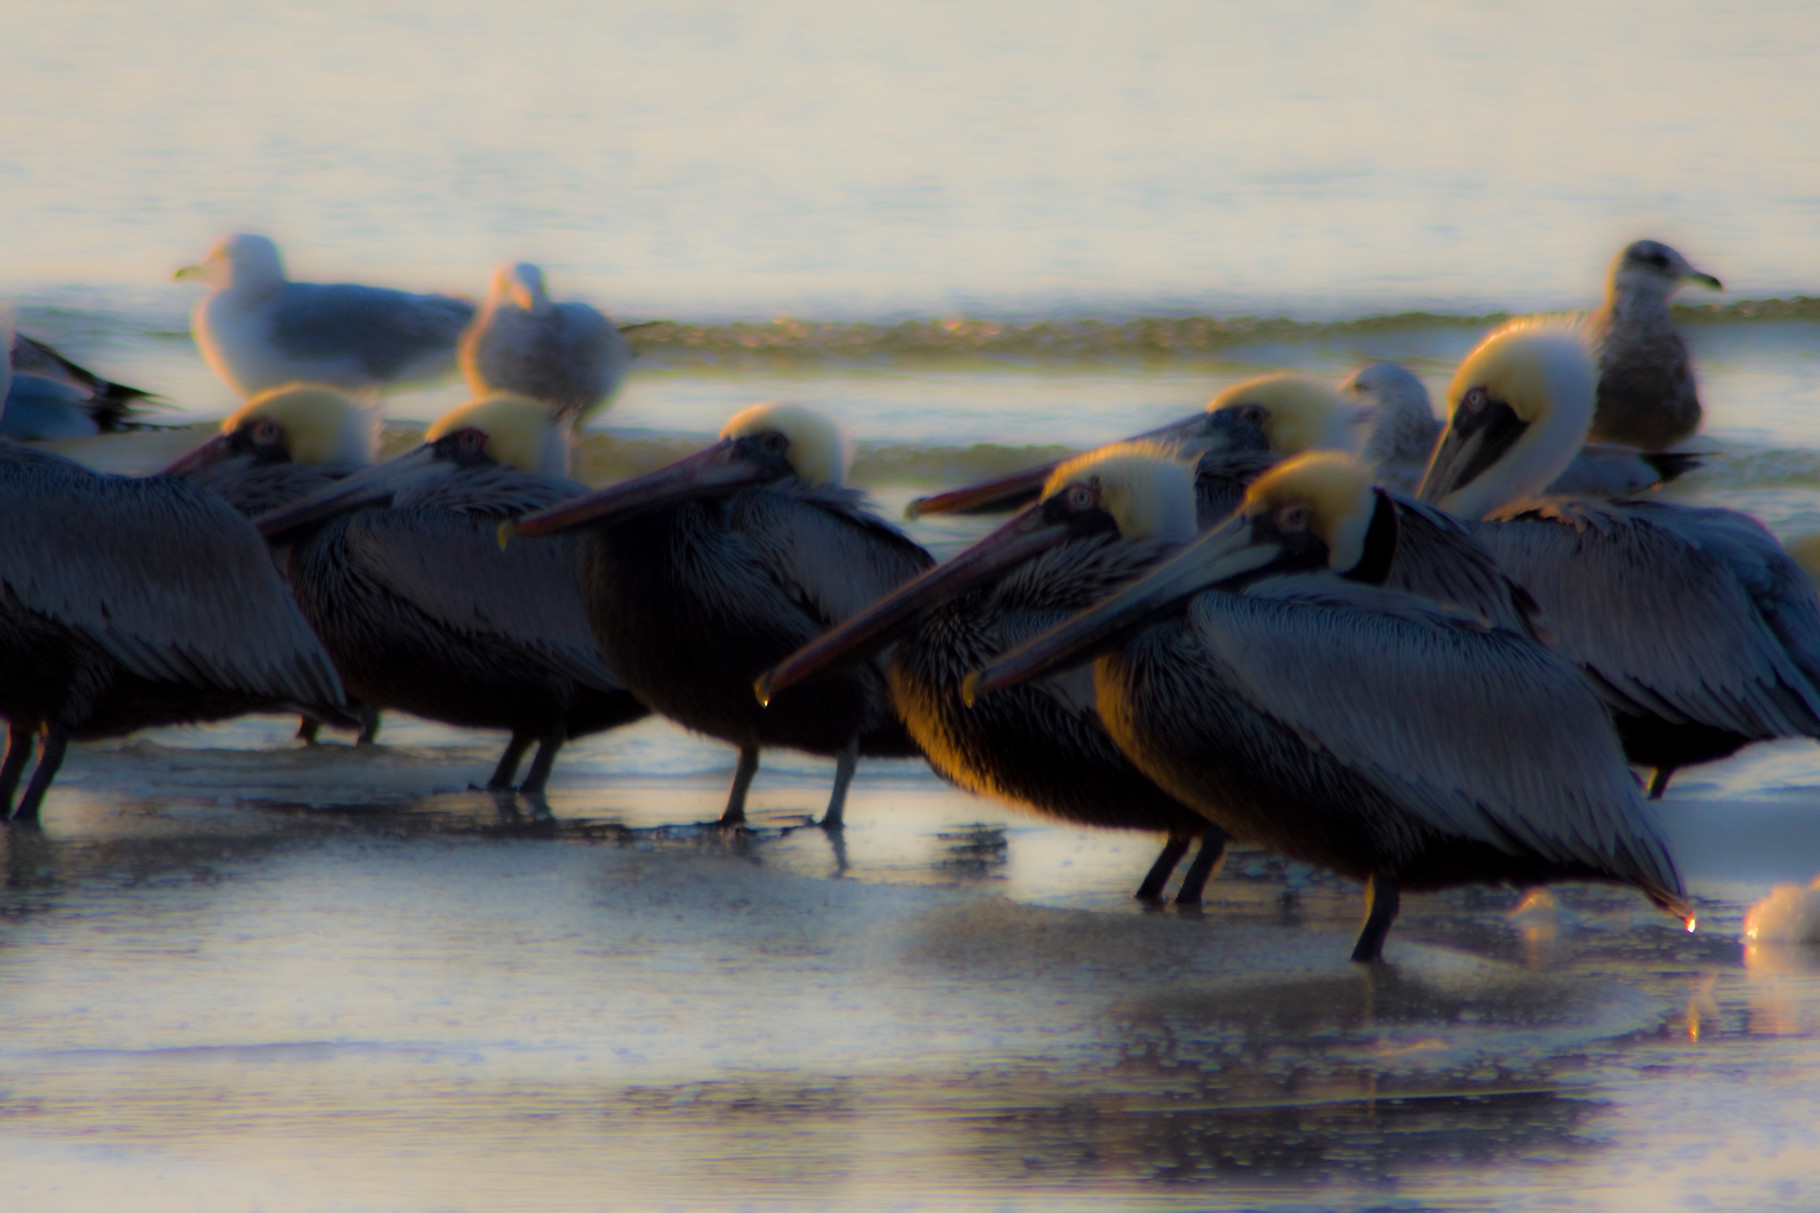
[1459,386,1490,414]
[758,431,789,454]
[457,429,487,453]
[1275,503,1311,532]
[1233,403,1268,428]
[1061,482,1099,512]
[251,418,281,444]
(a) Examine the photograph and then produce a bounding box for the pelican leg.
[721,745,760,826]
[1134,832,1191,903]
[487,731,535,791]
[357,706,382,746]
[12,727,68,823]
[1647,767,1675,800]
[296,716,322,745]
[1173,824,1230,906]
[0,726,34,815]
[1350,874,1401,964]
[819,736,860,831]
[518,727,567,797]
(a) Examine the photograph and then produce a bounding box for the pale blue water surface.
[6,3,1820,1209]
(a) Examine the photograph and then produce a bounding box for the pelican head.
[1415,320,1595,521]
[902,373,1347,521]
[1608,239,1723,304]
[174,233,287,296]
[253,393,568,540]
[512,403,849,540]
[426,393,571,478]
[160,383,373,477]
[1198,373,1364,457]
[966,452,1396,701]
[492,262,552,313]
[755,443,1197,704]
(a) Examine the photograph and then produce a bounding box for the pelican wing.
[0,444,344,707]
[1631,501,1820,691]
[727,486,935,629]
[1387,498,1540,636]
[268,283,475,380]
[1476,501,1820,738]
[1187,577,1682,894]
[339,507,622,692]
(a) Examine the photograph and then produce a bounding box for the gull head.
[175,233,288,296]
[491,262,552,313]
[1608,239,1723,304]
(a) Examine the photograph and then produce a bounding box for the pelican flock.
[3,233,1807,965]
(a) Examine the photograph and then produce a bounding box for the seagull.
[1587,239,1723,451]
[175,234,476,399]
[459,263,630,423]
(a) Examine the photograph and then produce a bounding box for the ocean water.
[8,2,1820,1209]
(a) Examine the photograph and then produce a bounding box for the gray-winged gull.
[1342,359,1702,498]
[458,262,630,422]
[1587,238,1722,451]
[176,234,476,400]
[0,327,161,440]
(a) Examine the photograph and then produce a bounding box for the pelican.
[253,395,647,795]
[916,372,1537,636]
[1587,239,1723,451]
[969,451,1692,962]
[459,263,630,423]
[175,234,476,399]
[758,443,1230,902]
[907,374,1363,521]
[0,441,347,821]
[1342,360,1701,498]
[160,383,383,744]
[510,404,934,827]
[161,383,377,517]
[1419,320,1820,797]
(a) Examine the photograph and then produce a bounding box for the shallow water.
[4,712,1820,1211]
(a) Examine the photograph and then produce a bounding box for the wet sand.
[4,717,1819,1211]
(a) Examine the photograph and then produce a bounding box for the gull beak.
[964,514,1277,702]
[173,264,205,282]
[756,503,1078,705]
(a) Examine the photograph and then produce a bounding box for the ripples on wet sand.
[3,715,1819,1211]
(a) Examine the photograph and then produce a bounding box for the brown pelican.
[459,263,630,422]
[969,450,1693,961]
[511,404,934,827]
[254,394,647,795]
[917,372,1538,636]
[907,373,1364,521]
[175,234,475,398]
[1419,320,1820,797]
[1587,239,1723,451]
[1342,360,1702,499]
[161,383,377,516]
[0,441,348,821]
[160,383,383,743]
[759,443,1234,902]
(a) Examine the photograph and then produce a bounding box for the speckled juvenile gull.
[176,234,476,400]
[1342,363,1441,495]
[458,263,630,423]
[1342,359,1701,499]
[1587,239,1722,452]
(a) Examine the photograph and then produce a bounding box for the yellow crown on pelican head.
[427,393,571,477]
[1207,373,1362,457]
[720,403,852,488]
[1041,441,1200,544]
[224,383,374,466]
